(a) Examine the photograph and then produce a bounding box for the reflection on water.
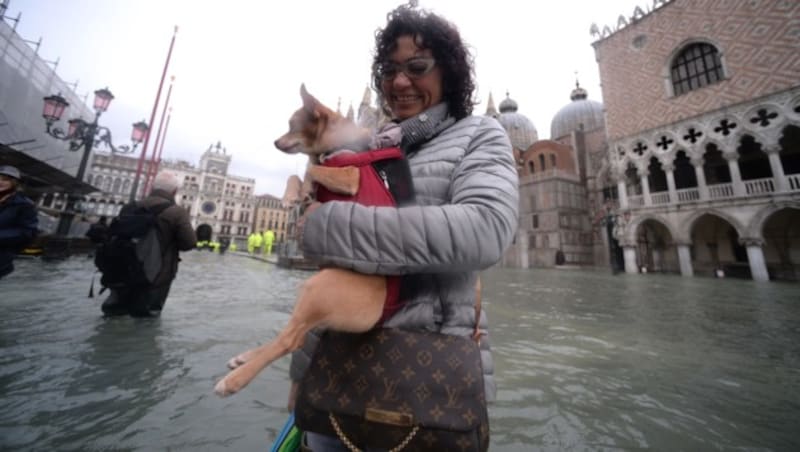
[1,253,799,451]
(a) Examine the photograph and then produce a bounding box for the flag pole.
[143,75,175,194]
[152,107,172,179]
[129,25,178,202]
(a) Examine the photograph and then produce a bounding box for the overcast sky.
[10,0,646,197]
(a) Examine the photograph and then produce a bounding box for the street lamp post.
[42,88,149,236]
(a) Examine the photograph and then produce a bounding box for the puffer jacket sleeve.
[301,117,518,274]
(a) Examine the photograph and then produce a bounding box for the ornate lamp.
[131,120,149,144]
[92,87,114,113]
[42,94,69,124]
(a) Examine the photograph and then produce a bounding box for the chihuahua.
[214,85,405,397]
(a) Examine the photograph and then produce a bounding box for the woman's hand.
[295,201,321,243]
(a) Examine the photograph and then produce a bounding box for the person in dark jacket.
[85,216,109,245]
[101,171,196,317]
[0,165,38,280]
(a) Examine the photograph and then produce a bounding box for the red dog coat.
[315,147,410,323]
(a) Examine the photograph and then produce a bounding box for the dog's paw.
[226,355,247,369]
[214,378,233,397]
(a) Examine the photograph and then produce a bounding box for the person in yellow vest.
[211,241,221,253]
[252,232,263,254]
[246,233,257,254]
[262,229,275,255]
[229,241,237,252]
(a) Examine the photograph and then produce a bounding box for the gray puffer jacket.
[289,103,519,401]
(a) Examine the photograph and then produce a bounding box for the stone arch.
[689,212,748,277]
[756,205,800,281]
[622,212,676,246]
[196,223,213,242]
[696,135,728,155]
[635,217,677,272]
[680,208,746,242]
[731,127,771,151]
[745,202,800,239]
[737,133,772,181]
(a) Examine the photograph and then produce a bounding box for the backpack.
[95,201,172,289]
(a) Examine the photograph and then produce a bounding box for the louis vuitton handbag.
[294,300,490,452]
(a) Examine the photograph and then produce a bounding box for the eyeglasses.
[379,57,436,81]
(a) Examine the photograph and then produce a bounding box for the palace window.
[670,42,723,96]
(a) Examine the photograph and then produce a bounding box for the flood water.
[1,251,799,451]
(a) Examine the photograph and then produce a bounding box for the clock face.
[201,201,216,215]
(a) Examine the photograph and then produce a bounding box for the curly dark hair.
[371,4,476,120]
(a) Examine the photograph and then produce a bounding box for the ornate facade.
[83,142,256,247]
[503,0,800,281]
[168,142,255,247]
[594,0,800,282]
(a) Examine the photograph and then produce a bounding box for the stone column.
[616,179,629,209]
[622,245,638,274]
[725,152,745,197]
[676,242,694,277]
[741,237,769,282]
[640,170,652,206]
[662,161,677,204]
[519,233,529,269]
[691,156,709,200]
[765,146,789,192]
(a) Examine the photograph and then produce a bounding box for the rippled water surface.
[2,252,799,451]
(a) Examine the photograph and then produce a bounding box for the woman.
[290,4,519,449]
[0,165,38,279]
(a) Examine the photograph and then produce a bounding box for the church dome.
[496,92,538,151]
[550,82,605,139]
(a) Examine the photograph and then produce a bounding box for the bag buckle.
[364,408,414,427]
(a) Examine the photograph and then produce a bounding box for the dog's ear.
[300,84,320,118]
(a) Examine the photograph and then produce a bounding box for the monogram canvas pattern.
[296,328,490,451]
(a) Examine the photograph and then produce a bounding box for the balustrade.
[708,183,734,199]
[676,187,700,202]
[788,174,800,191]
[744,178,775,196]
[651,192,670,205]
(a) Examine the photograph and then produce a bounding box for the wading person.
[288,4,519,450]
[100,171,196,317]
[0,165,38,280]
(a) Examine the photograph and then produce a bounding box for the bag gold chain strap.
[329,413,419,452]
